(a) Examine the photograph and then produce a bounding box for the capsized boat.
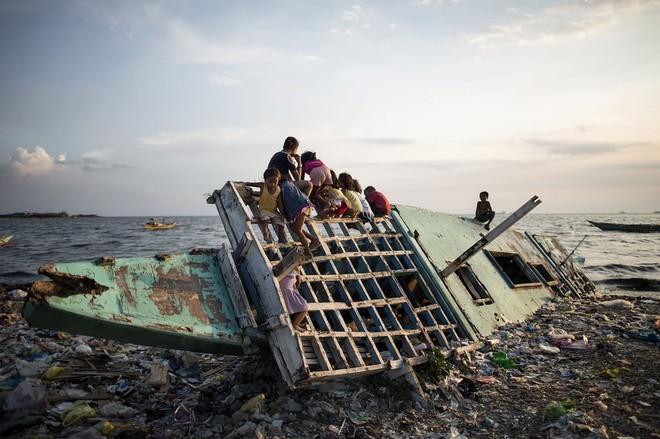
[0,234,14,246]
[144,218,177,230]
[24,182,595,390]
[588,220,660,233]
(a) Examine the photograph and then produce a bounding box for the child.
[248,168,288,244]
[318,185,349,218]
[337,173,363,217]
[278,263,309,331]
[300,151,333,209]
[278,177,321,256]
[474,191,495,230]
[364,186,391,217]
[354,179,375,223]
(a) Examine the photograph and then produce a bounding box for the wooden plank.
[272,247,305,281]
[440,196,542,277]
[217,244,257,331]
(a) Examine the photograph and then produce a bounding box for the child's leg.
[291,311,308,331]
[259,218,272,243]
[275,224,288,244]
[292,215,310,254]
[294,180,313,197]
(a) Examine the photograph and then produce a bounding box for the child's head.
[479,191,489,201]
[263,168,281,193]
[337,172,355,191]
[354,179,362,194]
[283,136,299,153]
[364,186,375,196]
[300,151,316,164]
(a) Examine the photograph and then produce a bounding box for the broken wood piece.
[272,247,305,281]
[146,362,170,387]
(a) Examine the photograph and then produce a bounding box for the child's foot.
[484,224,490,231]
[309,239,321,251]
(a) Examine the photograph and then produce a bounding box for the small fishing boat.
[588,220,660,233]
[0,234,14,246]
[144,218,176,230]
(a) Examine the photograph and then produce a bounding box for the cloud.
[342,5,365,21]
[467,0,655,48]
[1,146,65,177]
[207,76,242,86]
[296,53,326,65]
[526,139,645,156]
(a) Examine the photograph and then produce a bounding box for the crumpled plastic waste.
[240,394,265,414]
[599,299,634,309]
[44,365,68,379]
[539,342,560,354]
[61,401,96,427]
[491,351,516,369]
[545,399,576,418]
[3,378,47,411]
[99,401,140,418]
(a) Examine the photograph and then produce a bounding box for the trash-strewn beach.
[1,283,657,439]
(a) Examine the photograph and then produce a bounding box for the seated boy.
[364,186,391,217]
[474,191,495,230]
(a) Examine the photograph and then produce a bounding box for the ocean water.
[1,213,658,294]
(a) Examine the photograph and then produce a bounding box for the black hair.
[480,191,489,198]
[283,136,299,151]
[364,186,375,193]
[338,172,355,191]
[300,151,316,164]
[264,168,281,180]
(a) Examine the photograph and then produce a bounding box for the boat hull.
[24,247,262,355]
[588,220,660,233]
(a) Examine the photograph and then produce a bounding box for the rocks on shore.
[1,283,658,438]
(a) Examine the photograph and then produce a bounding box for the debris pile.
[1,283,658,438]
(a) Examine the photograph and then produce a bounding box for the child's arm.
[277,192,286,219]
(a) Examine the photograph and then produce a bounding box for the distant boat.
[144,218,176,230]
[0,234,14,246]
[588,220,660,233]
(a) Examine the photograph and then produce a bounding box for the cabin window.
[487,251,542,288]
[530,263,558,285]
[456,265,493,305]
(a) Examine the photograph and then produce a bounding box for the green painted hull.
[23,249,261,355]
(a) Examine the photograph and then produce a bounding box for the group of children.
[253,136,392,331]
[256,136,391,257]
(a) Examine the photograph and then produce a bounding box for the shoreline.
[1,285,658,438]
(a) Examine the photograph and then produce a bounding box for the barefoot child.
[474,191,495,230]
[247,169,287,244]
[278,178,321,256]
[278,262,309,331]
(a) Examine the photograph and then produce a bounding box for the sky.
[1,0,659,216]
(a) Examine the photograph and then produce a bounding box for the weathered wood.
[272,247,305,281]
[217,244,257,331]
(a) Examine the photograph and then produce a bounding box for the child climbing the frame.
[278,257,309,331]
[337,172,363,218]
[246,168,288,244]
[277,172,321,256]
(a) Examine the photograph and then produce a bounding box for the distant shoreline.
[0,212,100,219]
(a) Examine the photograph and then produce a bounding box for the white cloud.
[296,53,326,65]
[467,0,657,48]
[342,5,365,21]
[3,146,65,177]
[207,76,242,86]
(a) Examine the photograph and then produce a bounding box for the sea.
[1,213,659,294]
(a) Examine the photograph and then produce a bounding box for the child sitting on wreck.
[337,172,363,217]
[278,175,321,256]
[474,191,495,230]
[364,186,391,217]
[318,185,349,218]
[354,179,375,223]
[278,260,309,331]
[246,168,287,244]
